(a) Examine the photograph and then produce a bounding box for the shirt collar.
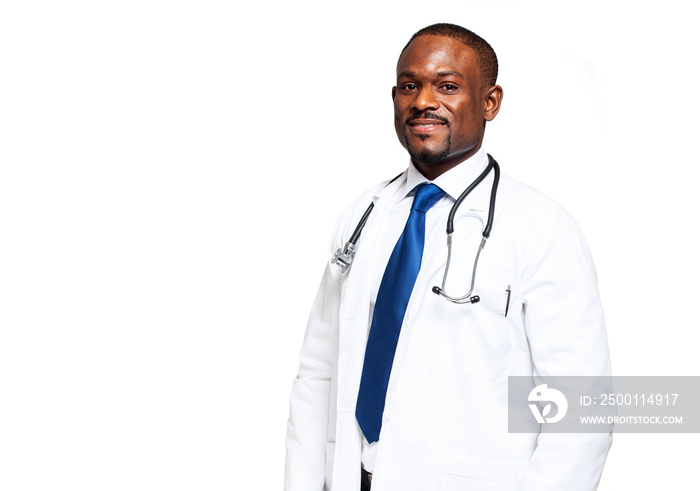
[402,146,489,201]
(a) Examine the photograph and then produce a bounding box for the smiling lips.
[408,118,447,134]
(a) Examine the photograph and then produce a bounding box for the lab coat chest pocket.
[437,285,520,380]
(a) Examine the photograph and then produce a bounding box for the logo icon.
[528,384,568,424]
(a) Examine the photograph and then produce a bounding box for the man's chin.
[405,132,451,165]
[408,146,450,166]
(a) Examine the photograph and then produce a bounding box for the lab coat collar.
[372,147,490,205]
[402,147,489,205]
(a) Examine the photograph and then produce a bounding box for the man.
[285,23,612,491]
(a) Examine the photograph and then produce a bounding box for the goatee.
[408,133,451,165]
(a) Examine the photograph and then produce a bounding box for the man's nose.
[413,86,438,111]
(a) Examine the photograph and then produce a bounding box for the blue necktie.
[355,182,445,443]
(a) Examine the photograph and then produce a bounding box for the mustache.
[405,112,449,125]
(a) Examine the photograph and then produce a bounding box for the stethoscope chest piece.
[331,242,356,274]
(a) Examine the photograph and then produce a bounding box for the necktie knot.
[411,183,445,213]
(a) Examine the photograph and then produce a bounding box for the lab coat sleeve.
[516,205,612,491]
[284,258,341,491]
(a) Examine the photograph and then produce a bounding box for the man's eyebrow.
[397,69,465,79]
[435,69,464,78]
[397,70,418,79]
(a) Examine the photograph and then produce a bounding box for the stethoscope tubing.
[434,155,499,304]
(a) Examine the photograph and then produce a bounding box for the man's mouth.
[407,118,447,134]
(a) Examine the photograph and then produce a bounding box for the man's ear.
[392,86,397,100]
[484,85,503,121]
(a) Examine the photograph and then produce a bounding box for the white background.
[1,1,698,489]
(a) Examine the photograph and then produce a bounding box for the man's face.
[392,35,501,179]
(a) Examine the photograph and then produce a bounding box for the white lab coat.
[285,168,612,491]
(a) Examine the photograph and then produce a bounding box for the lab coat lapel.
[336,174,406,414]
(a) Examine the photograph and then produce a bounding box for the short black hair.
[401,23,498,87]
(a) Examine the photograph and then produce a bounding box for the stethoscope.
[332,154,500,305]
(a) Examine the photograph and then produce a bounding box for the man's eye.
[441,84,458,91]
[402,83,417,91]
